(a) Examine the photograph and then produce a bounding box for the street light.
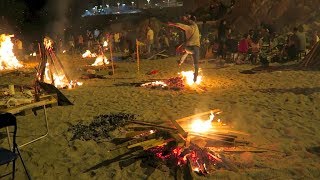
[131,1,134,7]
[147,0,150,4]
[117,2,120,9]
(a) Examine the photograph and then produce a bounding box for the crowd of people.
[11,13,319,77]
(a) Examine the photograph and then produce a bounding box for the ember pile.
[68,113,136,141]
[141,71,202,90]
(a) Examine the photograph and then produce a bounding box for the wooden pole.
[136,39,140,73]
[109,39,115,75]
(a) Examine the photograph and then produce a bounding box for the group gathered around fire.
[10,13,319,82]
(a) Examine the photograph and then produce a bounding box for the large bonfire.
[0,34,23,70]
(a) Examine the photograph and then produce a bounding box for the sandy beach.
[1,54,320,179]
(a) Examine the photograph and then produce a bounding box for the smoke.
[46,0,72,37]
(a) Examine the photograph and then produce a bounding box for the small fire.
[29,52,37,57]
[0,34,23,70]
[180,71,202,85]
[91,55,109,66]
[190,111,215,133]
[103,41,108,47]
[82,50,97,58]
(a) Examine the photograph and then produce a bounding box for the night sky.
[24,0,48,13]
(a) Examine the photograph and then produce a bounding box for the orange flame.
[190,111,215,133]
[43,62,83,89]
[180,71,202,85]
[0,34,23,70]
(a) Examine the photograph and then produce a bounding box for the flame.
[180,71,202,85]
[190,111,215,133]
[0,34,23,70]
[103,41,108,47]
[43,62,83,89]
[62,50,66,53]
[92,55,109,66]
[82,50,97,58]
[44,37,53,49]
[29,52,36,57]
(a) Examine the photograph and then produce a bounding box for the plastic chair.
[0,113,31,179]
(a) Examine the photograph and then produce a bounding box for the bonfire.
[0,34,23,70]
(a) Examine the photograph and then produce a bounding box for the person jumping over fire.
[169,15,200,82]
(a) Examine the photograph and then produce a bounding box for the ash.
[69,113,136,141]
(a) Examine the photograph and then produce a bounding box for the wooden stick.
[136,39,140,73]
[169,118,188,138]
[128,120,177,131]
[49,50,71,82]
[127,138,158,149]
[207,148,267,153]
[109,39,115,75]
[2,98,57,114]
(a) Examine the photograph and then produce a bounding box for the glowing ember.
[82,50,97,58]
[92,55,109,66]
[190,111,215,133]
[0,34,23,70]
[141,81,168,87]
[180,71,202,85]
[62,50,67,53]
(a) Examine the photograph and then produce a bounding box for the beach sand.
[1,54,320,179]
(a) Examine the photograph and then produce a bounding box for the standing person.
[78,35,84,52]
[169,15,201,82]
[146,26,154,54]
[86,30,93,49]
[217,19,227,59]
[296,25,307,59]
[114,32,121,52]
[15,38,23,58]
